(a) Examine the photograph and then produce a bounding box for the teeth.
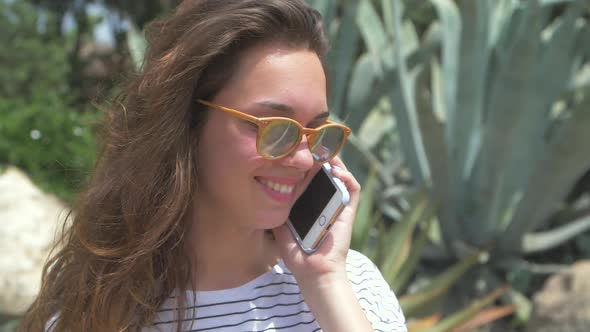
[260,179,295,194]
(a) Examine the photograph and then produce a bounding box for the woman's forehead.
[213,42,328,120]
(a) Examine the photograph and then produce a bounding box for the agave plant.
[310,0,590,328]
[315,0,590,245]
[383,0,590,263]
[321,0,590,255]
[351,170,513,331]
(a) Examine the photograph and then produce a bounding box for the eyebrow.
[255,101,330,121]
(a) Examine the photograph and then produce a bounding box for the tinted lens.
[258,120,300,158]
[310,126,345,162]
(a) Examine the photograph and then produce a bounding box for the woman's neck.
[186,210,280,291]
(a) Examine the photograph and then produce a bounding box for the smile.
[257,179,295,194]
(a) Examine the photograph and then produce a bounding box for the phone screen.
[289,169,336,239]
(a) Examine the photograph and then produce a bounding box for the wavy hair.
[18,1,328,331]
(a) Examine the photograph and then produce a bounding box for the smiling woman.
[17,1,407,331]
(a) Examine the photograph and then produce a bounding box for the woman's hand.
[272,157,373,332]
[272,156,361,283]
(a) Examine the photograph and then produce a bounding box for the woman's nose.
[280,134,315,170]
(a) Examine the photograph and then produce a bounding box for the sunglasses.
[197,100,351,163]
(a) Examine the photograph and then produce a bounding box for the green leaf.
[391,216,433,292]
[399,251,484,316]
[422,286,510,332]
[356,0,389,61]
[467,1,549,244]
[357,98,395,149]
[494,4,583,233]
[578,24,590,60]
[344,53,380,132]
[363,211,384,263]
[328,1,361,118]
[428,0,461,127]
[390,0,431,185]
[445,1,491,238]
[508,288,533,324]
[488,0,519,48]
[352,168,379,250]
[523,214,590,253]
[502,89,590,252]
[382,194,431,285]
[0,319,19,332]
[307,0,337,27]
[381,0,394,37]
[416,58,460,248]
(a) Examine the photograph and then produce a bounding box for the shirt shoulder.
[345,250,408,332]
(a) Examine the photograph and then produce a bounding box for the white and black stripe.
[46,250,407,332]
[144,250,407,332]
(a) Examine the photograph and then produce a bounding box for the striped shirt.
[145,250,407,332]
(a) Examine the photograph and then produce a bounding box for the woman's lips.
[255,176,299,204]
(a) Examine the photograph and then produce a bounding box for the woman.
[19,1,407,331]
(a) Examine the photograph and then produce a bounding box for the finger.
[330,169,361,224]
[328,156,348,171]
[331,167,361,196]
[328,157,356,191]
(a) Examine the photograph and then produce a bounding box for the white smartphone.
[287,163,350,254]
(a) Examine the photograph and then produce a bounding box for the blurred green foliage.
[0,0,99,201]
[0,320,18,332]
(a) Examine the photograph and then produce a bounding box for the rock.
[526,261,590,332]
[0,167,69,315]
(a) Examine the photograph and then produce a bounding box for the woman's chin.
[256,212,290,230]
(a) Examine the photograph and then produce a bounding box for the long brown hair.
[18,1,328,331]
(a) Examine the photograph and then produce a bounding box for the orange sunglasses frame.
[197,99,351,162]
